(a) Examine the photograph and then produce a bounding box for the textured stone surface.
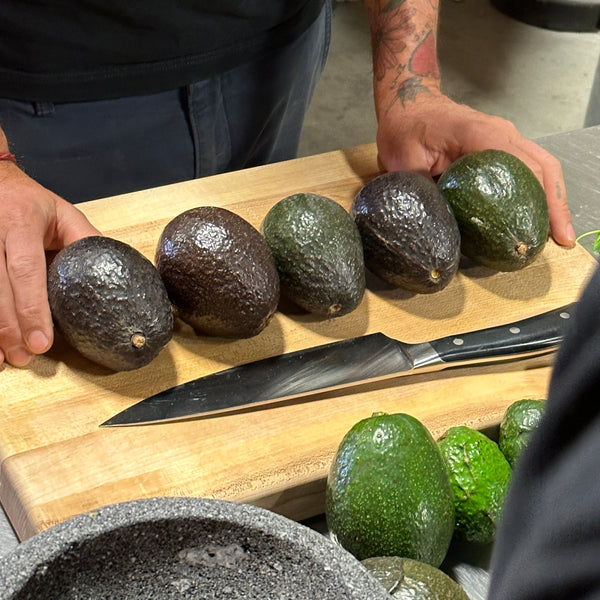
[0,497,389,600]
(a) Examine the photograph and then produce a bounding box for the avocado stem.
[131,333,146,349]
[515,241,528,256]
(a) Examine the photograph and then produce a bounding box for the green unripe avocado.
[261,193,365,317]
[438,149,549,272]
[326,412,455,567]
[499,398,546,467]
[438,425,512,544]
[361,556,470,599]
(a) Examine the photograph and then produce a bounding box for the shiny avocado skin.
[361,556,470,599]
[326,412,455,567]
[47,236,174,371]
[156,206,280,338]
[352,171,461,294]
[437,149,550,271]
[261,193,365,317]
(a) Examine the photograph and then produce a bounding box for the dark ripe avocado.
[326,412,455,567]
[47,236,174,371]
[351,171,461,294]
[155,206,279,338]
[437,149,550,271]
[261,193,365,317]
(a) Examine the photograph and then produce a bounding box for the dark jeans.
[0,2,331,203]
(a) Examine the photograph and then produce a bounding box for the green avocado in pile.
[499,398,546,467]
[261,193,365,317]
[326,412,455,567]
[155,206,280,338]
[361,556,470,599]
[438,425,512,544]
[438,149,550,271]
[351,171,461,294]
[47,236,173,371]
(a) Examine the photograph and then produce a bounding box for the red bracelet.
[0,152,16,163]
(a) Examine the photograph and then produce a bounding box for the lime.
[438,425,512,544]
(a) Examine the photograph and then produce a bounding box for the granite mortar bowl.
[0,496,389,600]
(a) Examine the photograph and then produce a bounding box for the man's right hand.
[0,160,101,367]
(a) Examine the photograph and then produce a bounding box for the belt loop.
[33,102,55,117]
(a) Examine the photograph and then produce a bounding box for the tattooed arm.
[366,0,575,247]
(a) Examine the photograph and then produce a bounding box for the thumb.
[51,195,103,249]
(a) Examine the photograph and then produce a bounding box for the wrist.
[0,152,17,163]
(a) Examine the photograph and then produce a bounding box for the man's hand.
[366,0,575,248]
[376,94,575,247]
[0,161,101,367]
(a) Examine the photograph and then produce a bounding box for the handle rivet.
[452,338,464,346]
[560,311,571,320]
[509,326,521,334]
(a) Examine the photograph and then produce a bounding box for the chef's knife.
[102,303,576,426]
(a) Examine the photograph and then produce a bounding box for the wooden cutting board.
[0,144,596,541]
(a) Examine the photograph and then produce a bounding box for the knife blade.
[102,303,577,426]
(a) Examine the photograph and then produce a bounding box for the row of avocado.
[325,399,546,593]
[46,149,549,371]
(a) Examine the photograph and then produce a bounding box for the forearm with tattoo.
[366,0,441,114]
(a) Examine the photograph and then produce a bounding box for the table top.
[1,125,599,598]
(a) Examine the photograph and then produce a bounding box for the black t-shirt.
[0,0,325,102]
[488,263,600,599]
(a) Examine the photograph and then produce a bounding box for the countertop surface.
[1,126,599,598]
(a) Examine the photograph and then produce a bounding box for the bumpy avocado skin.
[438,425,512,544]
[261,193,365,317]
[352,171,461,294]
[437,149,550,272]
[47,236,174,371]
[155,206,280,338]
[499,398,546,467]
[361,556,470,599]
[326,413,455,567]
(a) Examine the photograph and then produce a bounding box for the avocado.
[361,556,470,599]
[499,398,546,467]
[326,412,455,567]
[155,206,280,338]
[437,149,549,271]
[351,171,461,294]
[438,425,512,544]
[47,236,173,371]
[261,193,365,317]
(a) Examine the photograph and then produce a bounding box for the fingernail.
[566,223,576,246]
[27,330,51,353]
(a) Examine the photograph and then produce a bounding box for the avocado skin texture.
[47,236,174,371]
[352,171,461,294]
[361,556,470,599]
[261,193,365,317]
[437,149,550,272]
[326,412,455,567]
[156,206,280,338]
[438,425,512,545]
[499,398,546,467]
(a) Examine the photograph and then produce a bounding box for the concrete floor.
[299,0,600,157]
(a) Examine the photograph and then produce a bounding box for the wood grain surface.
[0,144,596,540]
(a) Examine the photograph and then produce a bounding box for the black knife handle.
[429,303,577,363]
